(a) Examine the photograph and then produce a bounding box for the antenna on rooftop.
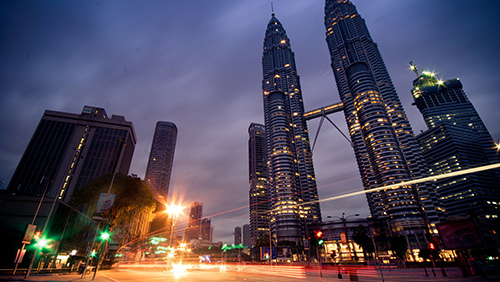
[409,61,419,77]
[271,2,274,16]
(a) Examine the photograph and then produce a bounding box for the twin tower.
[254,0,440,245]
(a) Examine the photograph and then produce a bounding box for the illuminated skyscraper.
[411,69,500,219]
[262,12,321,243]
[248,123,270,245]
[145,121,177,199]
[7,106,136,202]
[324,0,440,234]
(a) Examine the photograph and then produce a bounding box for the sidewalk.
[0,272,113,282]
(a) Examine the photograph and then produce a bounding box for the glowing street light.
[165,203,184,247]
[166,203,184,218]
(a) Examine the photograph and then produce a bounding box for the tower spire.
[409,61,419,77]
[271,2,274,16]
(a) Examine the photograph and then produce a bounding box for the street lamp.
[327,213,359,261]
[166,203,184,248]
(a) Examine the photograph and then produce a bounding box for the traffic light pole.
[316,244,322,278]
[82,221,100,279]
[24,177,53,278]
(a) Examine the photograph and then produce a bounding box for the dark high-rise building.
[7,106,136,202]
[248,123,270,245]
[324,0,440,234]
[411,68,500,219]
[185,202,203,242]
[262,12,321,243]
[145,121,177,199]
[234,226,242,245]
[242,224,251,247]
[200,218,212,242]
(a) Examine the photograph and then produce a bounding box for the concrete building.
[185,202,203,242]
[234,226,241,245]
[7,106,136,202]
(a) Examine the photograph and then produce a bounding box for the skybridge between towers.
[303,102,344,121]
[303,102,353,149]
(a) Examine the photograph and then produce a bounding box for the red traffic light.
[316,231,323,238]
[429,243,435,250]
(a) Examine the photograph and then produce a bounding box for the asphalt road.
[0,265,499,282]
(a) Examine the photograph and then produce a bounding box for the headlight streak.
[302,162,500,207]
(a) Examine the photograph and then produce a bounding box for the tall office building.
[145,121,177,199]
[262,12,322,243]
[200,218,212,242]
[248,123,270,245]
[242,224,251,247]
[185,202,203,242]
[234,226,242,245]
[324,0,440,234]
[7,106,136,202]
[411,69,500,219]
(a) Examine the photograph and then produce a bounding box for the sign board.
[22,224,37,244]
[276,247,292,260]
[436,219,483,250]
[93,193,115,220]
[14,249,26,263]
[340,232,347,244]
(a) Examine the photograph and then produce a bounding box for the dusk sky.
[1,0,500,244]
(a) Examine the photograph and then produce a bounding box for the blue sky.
[1,0,500,244]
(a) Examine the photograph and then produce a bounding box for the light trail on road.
[309,162,500,206]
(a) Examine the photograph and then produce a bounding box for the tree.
[389,236,408,261]
[71,173,156,249]
[352,225,374,261]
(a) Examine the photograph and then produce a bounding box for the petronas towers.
[252,0,445,246]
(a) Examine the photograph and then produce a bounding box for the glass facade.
[324,0,440,234]
[144,121,177,198]
[413,71,500,220]
[248,123,270,245]
[262,13,321,243]
[7,106,136,202]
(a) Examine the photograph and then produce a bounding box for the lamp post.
[89,136,129,280]
[327,213,359,261]
[21,177,53,277]
[166,203,184,248]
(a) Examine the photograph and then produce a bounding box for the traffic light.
[100,231,110,240]
[265,253,269,260]
[316,230,324,245]
[35,238,49,248]
[34,231,42,240]
[429,242,435,250]
[91,250,96,257]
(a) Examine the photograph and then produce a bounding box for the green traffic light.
[318,239,324,245]
[36,238,49,248]
[101,232,110,240]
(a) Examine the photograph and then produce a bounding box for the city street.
[1,265,499,282]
